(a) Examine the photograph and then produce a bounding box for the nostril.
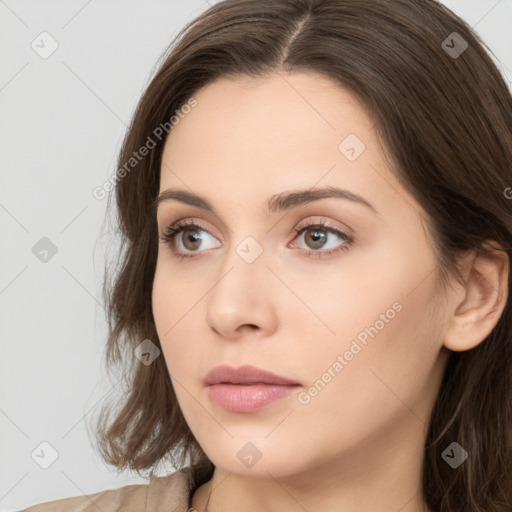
[241,324,258,331]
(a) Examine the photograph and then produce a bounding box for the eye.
[159,220,220,260]
[159,218,354,260]
[291,220,353,258]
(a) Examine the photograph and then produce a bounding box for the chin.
[198,435,310,478]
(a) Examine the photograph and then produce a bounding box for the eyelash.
[159,219,353,261]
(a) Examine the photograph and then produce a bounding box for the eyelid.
[291,216,353,239]
[160,216,221,239]
[159,216,351,243]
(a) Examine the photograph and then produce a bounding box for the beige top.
[20,463,214,512]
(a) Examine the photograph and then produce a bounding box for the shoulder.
[20,463,214,512]
[19,480,148,512]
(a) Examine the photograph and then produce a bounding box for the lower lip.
[207,383,300,412]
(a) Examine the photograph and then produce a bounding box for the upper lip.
[204,364,300,386]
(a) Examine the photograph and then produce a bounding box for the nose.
[205,242,279,340]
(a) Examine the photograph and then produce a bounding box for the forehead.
[162,71,374,162]
[158,71,416,221]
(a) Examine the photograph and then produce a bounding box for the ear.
[443,241,509,352]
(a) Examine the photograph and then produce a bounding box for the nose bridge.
[219,209,269,276]
[214,232,267,301]
[205,231,276,336]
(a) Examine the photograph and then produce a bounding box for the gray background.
[1,1,511,511]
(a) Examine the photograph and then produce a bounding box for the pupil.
[306,229,326,249]
[184,229,201,249]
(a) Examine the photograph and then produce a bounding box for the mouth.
[204,364,302,413]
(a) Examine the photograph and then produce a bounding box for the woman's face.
[152,71,450,479]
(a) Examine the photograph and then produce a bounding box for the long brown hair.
[90,0,512,509]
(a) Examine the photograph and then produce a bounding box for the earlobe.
[443,241,509,352]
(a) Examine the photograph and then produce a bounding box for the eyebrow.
[153,186,378,215]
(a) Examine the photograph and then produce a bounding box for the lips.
[204,364,302,413]
[204,364,300,386]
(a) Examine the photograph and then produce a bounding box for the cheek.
[296,241,441,402]
[152,256,201,338]
[152,263,192,363]
[299,269,443,432]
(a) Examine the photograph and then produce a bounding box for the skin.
[152,71,509,512]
